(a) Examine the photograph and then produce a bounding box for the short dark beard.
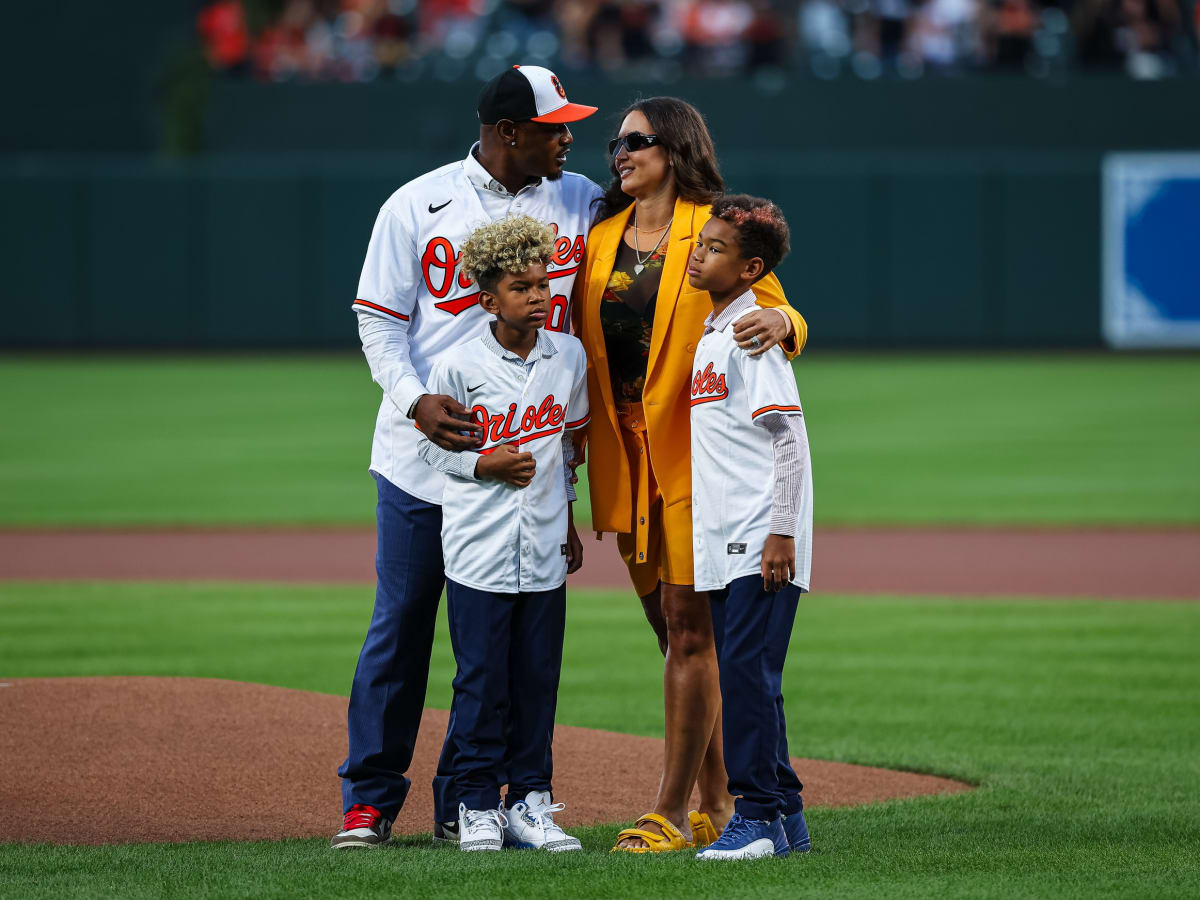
[545,169,563,182]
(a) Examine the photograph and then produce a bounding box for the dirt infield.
[1,527,1196,598]
[0,678,970,846]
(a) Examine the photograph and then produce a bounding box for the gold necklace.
[632,210,673,275]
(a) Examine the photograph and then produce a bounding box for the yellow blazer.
[574,196,807,535]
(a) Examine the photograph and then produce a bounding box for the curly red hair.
[710,194,791,275]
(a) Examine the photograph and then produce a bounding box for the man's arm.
[413,362,481,479]
[354,205,479,449]
[357,311,431,420]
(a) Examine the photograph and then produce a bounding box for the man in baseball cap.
[471,65,598,188]
[335,66,603,851]
[478,64,598,125]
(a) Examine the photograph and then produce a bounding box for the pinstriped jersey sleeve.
[562,440,577,503]
[756,413,809,536]
[737,344,807,535]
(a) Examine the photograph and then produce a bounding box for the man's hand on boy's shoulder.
[413,393,481,451]
[762,534,796,592]
[475,443,536,487]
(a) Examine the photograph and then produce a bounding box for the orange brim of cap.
[531,102,598,123]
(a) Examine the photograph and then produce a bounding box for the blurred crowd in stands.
[197,0,1200,82]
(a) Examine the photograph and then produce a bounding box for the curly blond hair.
[460,215,557,293]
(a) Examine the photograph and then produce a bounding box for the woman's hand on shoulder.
[733,308,792,357]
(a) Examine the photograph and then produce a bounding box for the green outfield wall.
[4,75,1198,348]
[0,149,1101,348]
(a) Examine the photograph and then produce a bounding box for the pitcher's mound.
[0,678,970,846]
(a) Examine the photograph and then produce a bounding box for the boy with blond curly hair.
[416,215,589,853]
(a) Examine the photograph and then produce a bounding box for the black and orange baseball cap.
[477,65,598,125]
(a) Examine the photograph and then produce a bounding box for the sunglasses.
[608,132,663,156]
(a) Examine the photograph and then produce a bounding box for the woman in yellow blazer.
[573,97,807,852]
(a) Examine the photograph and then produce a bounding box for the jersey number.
[547,294,567,332]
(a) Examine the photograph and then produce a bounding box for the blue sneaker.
[696,813,789,860]
[782,808,811,853]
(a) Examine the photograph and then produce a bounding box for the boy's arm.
[756,414,808,537]
[562,438,583,573]
[562,441,577,503]
[758,413,808,592]
[561,347,591,500]
[738,342,808,590]
[562,348,592,572]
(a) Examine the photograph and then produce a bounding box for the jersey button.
[686,342,696,353]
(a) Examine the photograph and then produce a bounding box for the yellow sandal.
[688,810,720,848]
[611,813,692,853]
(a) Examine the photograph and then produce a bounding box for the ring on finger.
[749,334,762,348]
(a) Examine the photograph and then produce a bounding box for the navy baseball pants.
[444,578,566,812]
[338,473,461,820]
[709,573,805,821]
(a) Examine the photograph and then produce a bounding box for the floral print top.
[599,239,666,403]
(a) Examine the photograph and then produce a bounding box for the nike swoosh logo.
[428,200,452,213]
[467,383,485,393]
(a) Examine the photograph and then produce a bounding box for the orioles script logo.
[690,362,728,407]
[472,395,567,451]
[420,227,585,330]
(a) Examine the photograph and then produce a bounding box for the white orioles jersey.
[689,299,814,593]
[353,145,602,504]
[420,327,589,593]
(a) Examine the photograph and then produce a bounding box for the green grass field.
[2,583,1198,898]
[2,354,1197,897]
[1,354,1197,527]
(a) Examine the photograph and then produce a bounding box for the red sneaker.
[331,804,393,849]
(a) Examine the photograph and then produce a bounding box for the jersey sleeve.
[735,334,804,424]
[563,345,590,433]
[736,339,808,536]
[353,204,428,419]
[354,205,420,322]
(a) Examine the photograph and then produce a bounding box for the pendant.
[634,264,644,275]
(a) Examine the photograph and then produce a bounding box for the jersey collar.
[464,142,542,197]
[481,321,558,361]
[704,289,758,334]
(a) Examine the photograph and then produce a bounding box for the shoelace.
[463,806,507,832]
[343,804,382,830]
[711,813,765,848]
[531,801,567,836]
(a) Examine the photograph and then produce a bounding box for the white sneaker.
[503,791,583,852]
[458,803,505,852]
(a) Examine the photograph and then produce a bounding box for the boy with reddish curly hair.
[685,194,813,860]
